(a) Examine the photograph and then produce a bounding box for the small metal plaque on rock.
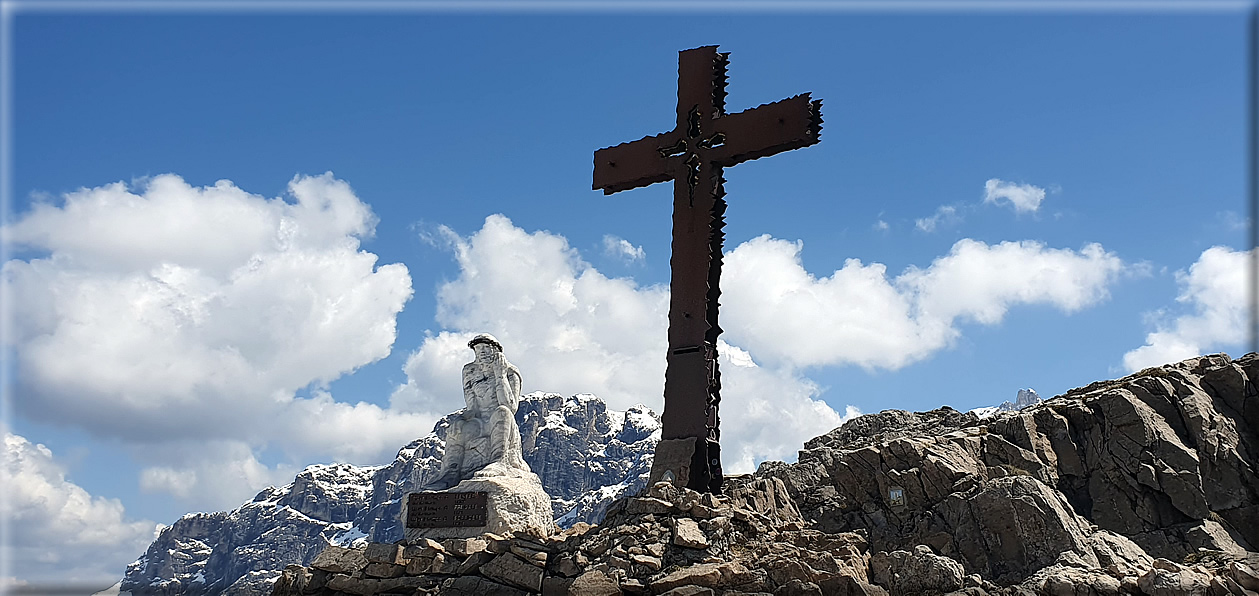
[405,491,488,528]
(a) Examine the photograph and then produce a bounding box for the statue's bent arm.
[461,363,482,412]
[497,364,521,410]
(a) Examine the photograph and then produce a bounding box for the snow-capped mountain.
[119,392,659,595]
[969,387,1043,419]
[1005,388,1042,411]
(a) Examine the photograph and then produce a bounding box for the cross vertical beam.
[593,46,822,493]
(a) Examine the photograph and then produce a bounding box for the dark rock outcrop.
[759,352,1259,593]
[763,354,1258,563]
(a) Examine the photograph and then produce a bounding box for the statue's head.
[468,333,503,362]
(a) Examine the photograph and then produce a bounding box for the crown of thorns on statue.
[467,333,503,352]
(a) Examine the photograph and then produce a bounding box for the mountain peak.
[969,387,1043,419]
[120,392,658,595]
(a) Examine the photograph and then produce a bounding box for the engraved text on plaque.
[405,491,488,528]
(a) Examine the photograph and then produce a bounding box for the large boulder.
[868,545,965,595]
[763,353,1259,577]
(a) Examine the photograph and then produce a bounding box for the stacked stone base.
[273,477,1259,596]
[274,533,562,596]
[271,477,884,596]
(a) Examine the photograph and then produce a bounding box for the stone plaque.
[405,492,488,528]
[888,486,906,507]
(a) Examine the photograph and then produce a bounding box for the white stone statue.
[423,333,531,490]
[405,333,553,540]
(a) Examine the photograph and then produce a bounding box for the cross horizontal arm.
[710,94,822,168]
[593,131,683,195]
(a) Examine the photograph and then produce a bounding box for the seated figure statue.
[423,333,531,490]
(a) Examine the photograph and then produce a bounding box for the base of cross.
[648,436,723,494]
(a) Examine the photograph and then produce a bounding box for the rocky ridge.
[273,353,1259,595]
[120,392,659,596]
[760,352,1259,593]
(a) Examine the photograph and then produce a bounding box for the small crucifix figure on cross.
[593,45,822,494]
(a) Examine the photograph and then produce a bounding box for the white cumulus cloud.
[602,234,646,263]
[391,215,670,415]
[721,236,1125,370]
[915,205,960,232]
[135,440,303,512]
[1123,246,1253,371]
[1,172,1135,525]
[984,178,1046,213]
[3,173,426,510]
[3,432,157,588]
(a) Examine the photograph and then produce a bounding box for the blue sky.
[2,4,1254,588]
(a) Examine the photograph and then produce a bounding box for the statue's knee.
[491,405,513,422]
[448,420,471,443]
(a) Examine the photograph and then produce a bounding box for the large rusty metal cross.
[593,46,822,493]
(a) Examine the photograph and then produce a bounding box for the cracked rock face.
[760,352,1259,592]
[120,392,658,596]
